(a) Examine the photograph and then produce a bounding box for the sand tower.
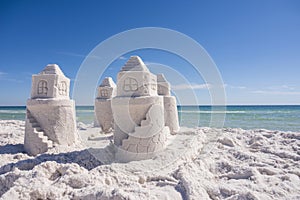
[111,56,171,161]
[94,77,116,132]
[24,64,77,155]
[157,74,180,133]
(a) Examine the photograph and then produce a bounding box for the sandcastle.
[24,64,77,156]
[95,56,179,161]
[24,57,179,161]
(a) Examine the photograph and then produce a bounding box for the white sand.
[0,120,299,200]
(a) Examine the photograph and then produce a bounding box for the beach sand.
[0,120,299,199]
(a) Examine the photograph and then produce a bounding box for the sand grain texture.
[0,120,299,200]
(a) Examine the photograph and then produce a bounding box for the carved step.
[33,127,43,132]
[35,131,45,138]
[46,141,53,148]
[41,138,53,148]
[35,131,53,149]
[140,118,150,126]
[34,130,53,149]
[27,110,54,151]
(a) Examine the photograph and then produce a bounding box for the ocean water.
[0,105,299,132]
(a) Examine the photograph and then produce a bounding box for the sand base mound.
[0,120,299,199]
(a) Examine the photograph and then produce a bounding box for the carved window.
[124,77,138,91]
[37,80,48,95]
[58,81,67,95]
[101,89,108,97]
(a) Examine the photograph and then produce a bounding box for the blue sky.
[0,0,300,105]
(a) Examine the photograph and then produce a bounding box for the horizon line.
[1,104,300,107]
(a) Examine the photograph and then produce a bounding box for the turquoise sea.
[0,105,299,132]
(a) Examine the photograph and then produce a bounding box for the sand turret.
[94,77,116,132]
[157,74,180,132]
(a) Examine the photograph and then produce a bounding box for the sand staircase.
[140,117,150,126]
[134,117,152,135]
[25,110,53,155]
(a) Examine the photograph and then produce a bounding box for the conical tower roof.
[121,56,149,72]
[157,74,168,83]
[39,64,65,76]
[100,77,116,87]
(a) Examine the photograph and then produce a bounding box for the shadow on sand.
[0,144,25,155]
[0,143,115,175]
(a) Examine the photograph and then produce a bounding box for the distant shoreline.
[1,105,300,107]
[0,106,299,132]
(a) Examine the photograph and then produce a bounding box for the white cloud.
[251,84,299,95]
[252,90,300,95]
[267,85,296,91]
[0,71,7,80]
[119,56,127,60]
[57,51,102,59]
[224,84,246,89]
[172,83,211,90]
[144,61,154,65]
[230,85,246,89]
[172,83,236,90]
[0,72,7,76]
[0,72,23,83]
